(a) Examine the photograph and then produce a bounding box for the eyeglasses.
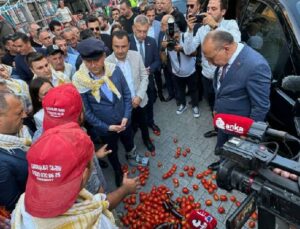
[186,4,195,9]
[90,27,100,31]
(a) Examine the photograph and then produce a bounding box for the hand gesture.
[122,172,141,195]
[132,96,141,108]
[202,13,218,29]
[120,118,128,128]
[95,144,112,158]
[109,125,126,133]
[186,13,196,32]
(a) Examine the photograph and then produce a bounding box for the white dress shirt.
[116,58,135,97]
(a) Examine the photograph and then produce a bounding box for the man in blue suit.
[129,14,162,134]
[73,38,148,187]
[202,30,271,170]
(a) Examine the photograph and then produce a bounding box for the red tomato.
[230,196,237,202]
[248,221,256,228]
[218,206,225,214]
[182,187,189,194]
[213,194,219,201]
[179,172,185,177]
[186,148,191,153]
[183,166,189,171]
[173,178,179,183]
[188,195,194,202]
[211,174,217,180]
[193,184,199,190]
[251,212,258,220]
[182,151,187,157]
[196,173,204,179]
[188,171,194,177]
[220,195,228,201]
[205,199,212,206]
[236,201,241,207]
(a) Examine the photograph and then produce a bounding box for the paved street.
[103,98,254,229]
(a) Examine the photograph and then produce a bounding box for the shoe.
[176,104,187,115]
[204,130,218,138]
[165,96,174,102]
[207,161,221,171]
[192,106,200,118]
[126,146,149,167]
[143,139,155,152]
[115,170,123,187]
[98,159,109,169]
[149,123,160,133]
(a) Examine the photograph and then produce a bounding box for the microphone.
[214,114,299,142]
[282,75,300,92]
[187,209,217,229]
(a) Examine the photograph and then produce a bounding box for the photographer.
[161,22,199,117]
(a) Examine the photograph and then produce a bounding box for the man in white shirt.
[183,0,241,138]
[46,45,75,80]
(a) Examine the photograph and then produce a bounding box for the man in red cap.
[11,84,140,228]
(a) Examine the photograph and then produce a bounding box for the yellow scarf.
[12,189,115,229]
[73,62,121,103]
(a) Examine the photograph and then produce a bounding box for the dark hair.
[220,0,228,10]
[120,0,132,8]
[144,4,155,14]
[11,32,30,43]
[26,52,46,68]
[1,34,14,46]
[49,20,62,32]
[111,23,123,35]
[53,36,65,44]
[111,8,120,13]
[111,30,129,43]
[80,29,95,40]
[86,15,99,25]
[29,77,53,114]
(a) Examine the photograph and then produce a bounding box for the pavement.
[102,97,256,229]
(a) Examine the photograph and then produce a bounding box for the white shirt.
[116,58,135,97]
[168,34,196,77]
[33,109,44,130]
[56,7,72,23]
[217,42,244,90]
[134,36,145,61]
[183,18,241,79]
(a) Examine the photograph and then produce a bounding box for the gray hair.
[62,28,74,36]
[0,91,21,114]
[134,14,150,25]
[204,30,234,49]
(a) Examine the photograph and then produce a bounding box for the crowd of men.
[0,0,272,227]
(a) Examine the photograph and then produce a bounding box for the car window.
[240,0,291,80]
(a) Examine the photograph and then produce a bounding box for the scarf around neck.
[73,62,121,103]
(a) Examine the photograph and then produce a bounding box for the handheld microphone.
[187,209,217,229]
[282,75,300,92]
[214,114,299,142]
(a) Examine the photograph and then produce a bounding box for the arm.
[118,67,132,120]
[247,61,272,121]
[182,29,202,55]
[81,92,110,134]
[216,20,241,42]
[135,55,149,101]
[149,41,161,74]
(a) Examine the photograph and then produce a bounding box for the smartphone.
[195,14,206,23]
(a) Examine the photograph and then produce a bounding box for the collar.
[134,35,144,45]
[227,43,244,66]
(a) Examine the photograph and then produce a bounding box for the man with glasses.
[183,0,241,145]
[202,30,271,170]
[86,15,112,54]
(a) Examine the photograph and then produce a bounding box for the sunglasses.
[186,4,195,9]
[90,27,100,31]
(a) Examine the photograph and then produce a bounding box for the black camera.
[188,14,206,24]
[216,132,300,228]
[166,17,178,51]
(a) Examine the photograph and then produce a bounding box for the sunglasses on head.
[186,4,195,9]
[90,27,100,31]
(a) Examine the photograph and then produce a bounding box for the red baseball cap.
[25,122,94,218]
[42,83,83,130]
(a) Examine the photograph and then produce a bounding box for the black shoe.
[207,161,221,171]
[165,96,174,102]
[149,123,160,132]
[204,130,218,138]
[143,139,155,152]
[115,171,123,187]
[98,159,109,169]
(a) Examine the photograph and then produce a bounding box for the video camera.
[214,114,300,228]
[166,17,179,51]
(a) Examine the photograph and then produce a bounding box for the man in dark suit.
[129,14,161,134]
[73,38,149,187]
[202,30,271,170]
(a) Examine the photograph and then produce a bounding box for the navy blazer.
[80,66,132,136]
[129,35,161,74]
[214,45,271,122]
[0,148,28,211]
